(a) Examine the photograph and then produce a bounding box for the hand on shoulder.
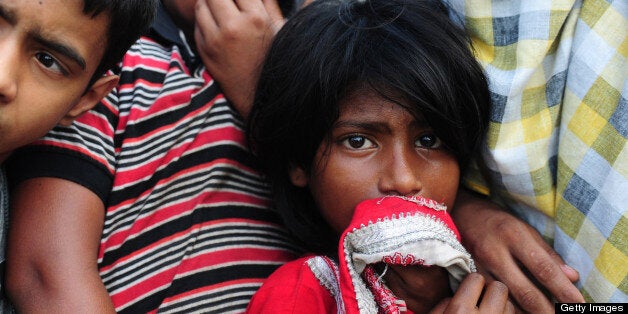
[194,0,286,119]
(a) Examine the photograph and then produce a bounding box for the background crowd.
[0,0,625,313]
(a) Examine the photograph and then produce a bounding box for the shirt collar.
[149,2,199,68]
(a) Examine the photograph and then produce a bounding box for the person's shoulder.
[115,34,180,79]
[262,255,317,288]
[123,34,171,59]
[247,254,338,313]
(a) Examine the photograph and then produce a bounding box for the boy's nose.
[378,147,423,197]
[0,41,19,103]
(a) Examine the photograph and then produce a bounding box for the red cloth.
[247,196,473,313]
[246,256,338,313]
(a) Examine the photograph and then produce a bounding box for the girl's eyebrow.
[333,120,392,133]
[334,114,429,132]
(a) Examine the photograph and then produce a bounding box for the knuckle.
[220,23,240,40]
[533,259,557,282]
[489,280,508,294]
[468,238,492,260]
[494,218,524,241]
[547,248,562,260]
[248,13,267,27]
[516,288,541,311]
[557,287,583,303]
[249,17,272,33]
[444,302,466,314]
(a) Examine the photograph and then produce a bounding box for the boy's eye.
[342,135,375,149]
[35,52,66,75]
[416,134,442,148]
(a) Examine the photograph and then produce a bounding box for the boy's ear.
[289,166,308,187]
[59,75,119,126]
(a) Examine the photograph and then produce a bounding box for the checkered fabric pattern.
[446,0,627,302]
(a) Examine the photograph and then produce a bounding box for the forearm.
[5,177,115,313]
[6,265,114,313]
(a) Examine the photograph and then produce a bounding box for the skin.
[0,0,119,163]
[149,1,587,310]
[227,0,582,307]
[431,273,514,314]
[0,0,118,312]
[453,191,585,312]
[5,0,582,312]
[194,0,583,303]
[193,0,284,118]
[6,0,286,312]
[289,89,512,313]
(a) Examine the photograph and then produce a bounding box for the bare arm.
[194,0,285,120]
[453,189,584,312]
[5,177,115,313]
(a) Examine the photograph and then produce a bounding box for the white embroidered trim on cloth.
[307,256,347,314]
[378,195,447,212]
[343,212,476,312]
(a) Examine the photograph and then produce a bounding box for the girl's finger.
[477,280,509,312]
[448,273,485,309]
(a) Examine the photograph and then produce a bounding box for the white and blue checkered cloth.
[446,0,627,302]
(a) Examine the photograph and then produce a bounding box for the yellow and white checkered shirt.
[447,0,627,302]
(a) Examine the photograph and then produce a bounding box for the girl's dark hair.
[83,0,158,86]
[248,0,491,254]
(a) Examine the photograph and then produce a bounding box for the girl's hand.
[430,273,514,314]
[383,264,452,313]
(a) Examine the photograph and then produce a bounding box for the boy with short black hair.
[0,0,156,311]
[0,0,156,161]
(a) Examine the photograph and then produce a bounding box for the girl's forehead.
[338,88,424,121]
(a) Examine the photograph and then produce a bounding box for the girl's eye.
[342,135,375,150]
[35,52,66,75]
[416,133,442,148]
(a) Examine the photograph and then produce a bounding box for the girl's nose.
[378,146,423,197]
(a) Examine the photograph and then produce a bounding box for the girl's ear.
[289,166,308,187]
[59,75,120,126]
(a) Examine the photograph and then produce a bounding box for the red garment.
[246,255,338,313]
[248,197,475,313]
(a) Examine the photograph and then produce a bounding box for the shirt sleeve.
[7,87,120,203]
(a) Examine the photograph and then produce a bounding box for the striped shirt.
[445,0,627,302]
[8,6,300,313]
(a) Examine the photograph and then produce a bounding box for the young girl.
[246,0,511,312]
